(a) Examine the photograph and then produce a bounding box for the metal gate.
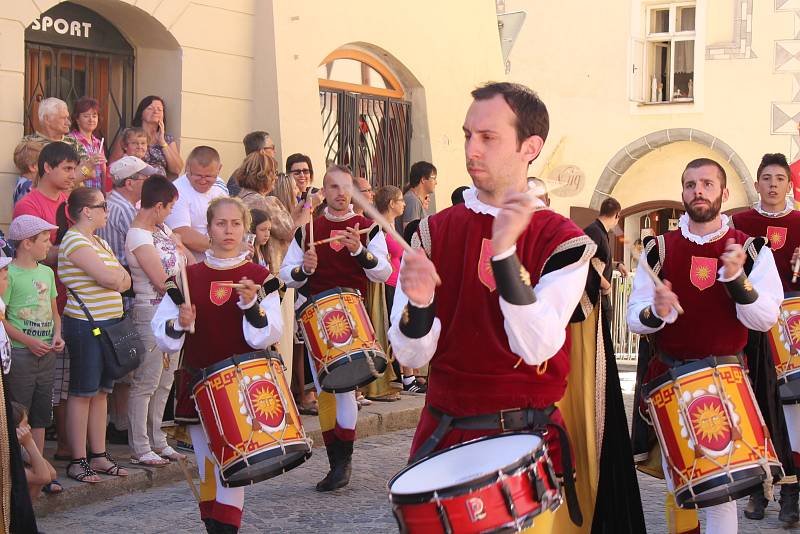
[24,43,135,149]
[320,89,411,189]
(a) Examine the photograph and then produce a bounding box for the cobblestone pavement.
[39,369,800,533]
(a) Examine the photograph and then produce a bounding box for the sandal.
[67,458,101,484]
[88,451,129,476]
[42,479,63,494]
[155,446,186,462]
[130,451,169,467]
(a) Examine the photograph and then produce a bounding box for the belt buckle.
[499,408,518,432]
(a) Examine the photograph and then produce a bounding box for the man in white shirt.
[165,146,228,262]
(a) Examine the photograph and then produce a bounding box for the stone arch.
[589,128,757,210]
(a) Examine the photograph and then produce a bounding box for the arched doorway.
[318,49,412,189]
[24,1,135,148]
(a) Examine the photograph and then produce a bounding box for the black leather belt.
[412,404,582,527]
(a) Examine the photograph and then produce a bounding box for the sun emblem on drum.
[322,309,353,345]
[239,375,285,431]
[678,386,738,457]
[787,315,800,346]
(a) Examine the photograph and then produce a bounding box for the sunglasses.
[88,202,108,211]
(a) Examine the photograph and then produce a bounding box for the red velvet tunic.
[302,214,376,297]
[408,204,588,468]
[732,208,800,292]
[174,261,270,422]
[646,228,751,382]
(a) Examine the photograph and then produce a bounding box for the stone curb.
[34,395,425,518]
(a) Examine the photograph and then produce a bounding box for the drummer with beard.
[279,165,391,492]
[627,158,782,534]
[388,82,596,532]
[152,197,283,534]
[730,153,800,525]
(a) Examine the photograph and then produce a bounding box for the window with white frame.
[630,2,696,104]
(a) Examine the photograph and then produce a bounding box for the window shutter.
[629,37,645,102]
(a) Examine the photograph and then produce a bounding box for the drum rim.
[387,432,545,505]
[783,291,800,299]
[194,350,284,389]
[318,349,389,393]
[644,355,742,397]
[221,442,312,488]
[296,286,361,316]
[675,463,782,509]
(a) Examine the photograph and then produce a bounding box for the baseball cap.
[109,156,158,183]
[7,214,58,241]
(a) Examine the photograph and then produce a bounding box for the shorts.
[7,347,56,428]
[63,315,121,397]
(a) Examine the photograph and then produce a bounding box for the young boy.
[2,215,63,459]
[121,127,148,160]
[11,401,58,500]
[12,140,43,207]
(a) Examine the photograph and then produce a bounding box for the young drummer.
[731,152,799,524]
[280,165,391,492]
[152,197,283,534]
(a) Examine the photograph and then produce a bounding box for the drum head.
[296,286,360,316]
[197,350,282,385]
[390,433,542,498]
[319,350,388,393]
[222,442,312,488]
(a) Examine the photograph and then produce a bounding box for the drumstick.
[179,261,195,334]
[217,282,246,289]
[792,256,800,283]
[350,188,442,285]
[177,457,200,503]
[312,227,370,246]
[640,261,685,315]
[308,206,315,250]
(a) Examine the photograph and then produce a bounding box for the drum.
[783,403,800,470]
[645,356,783,509]
[767,292,800,403]
[388,433,561,533]
[192,351,312,487]
[297,287,388,392]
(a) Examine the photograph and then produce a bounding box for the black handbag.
[67,287,144,379]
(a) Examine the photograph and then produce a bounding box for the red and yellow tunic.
[732,207,800,292]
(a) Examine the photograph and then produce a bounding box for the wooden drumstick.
[640,260,685,315]
[312,227,370,246]
[308,204,315,250]
[179,261,195,334]
[217,282,246,289]
[350,188,442,285]
[792,256,800,283]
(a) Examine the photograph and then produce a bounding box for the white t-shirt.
[125,224,185,305]
[164,174,228,261]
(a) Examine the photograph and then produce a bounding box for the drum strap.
[414,405,583,527]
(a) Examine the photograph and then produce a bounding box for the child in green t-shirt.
[3,215,63,457]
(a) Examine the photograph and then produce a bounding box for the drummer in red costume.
[388,82,595,531]
[627,158,782,534]
[731,152,799,525]
[153,197,283,534]
[279,165,391,492]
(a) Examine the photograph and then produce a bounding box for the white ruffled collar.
[324,206,356,221]
[462,186,546,217]
[754,199,793,218]
[204,251,249,269]
[678,213,731,244]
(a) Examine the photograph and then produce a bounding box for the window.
[631,3,696,104]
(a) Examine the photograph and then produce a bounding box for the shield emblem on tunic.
[209,281,233,306]
[689,256,717,291]
[477,238,496,292]
[687,394,732,452]
[767,226,788,251]
[329,230,347,252]
[246,379,285,430]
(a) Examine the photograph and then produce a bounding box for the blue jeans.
[63,315,122,397]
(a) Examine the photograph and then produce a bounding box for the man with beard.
[731,153,799,525]
[628,158,782,533]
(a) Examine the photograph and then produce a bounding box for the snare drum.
[193,351,312,487]
[297,287,388,392]
[645,356,783,508]
[767,292,800,403]
[388,433,561,533]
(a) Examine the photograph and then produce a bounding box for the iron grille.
[320,89,411,189]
